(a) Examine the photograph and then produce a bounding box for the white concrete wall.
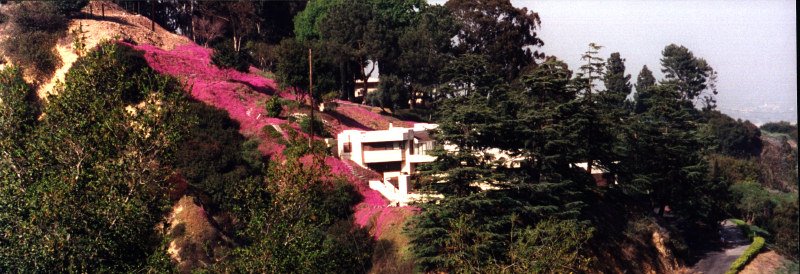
[339,125,444,206]
[363,150,403,163]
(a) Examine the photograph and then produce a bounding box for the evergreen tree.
[660,44,718,110]
[594,52,633,172]
[410,57,591,272]
[445,0,545,80]
[575,43,605,98]
[633,65,656,113]
[620,83,727,245]
[603,52,633,104]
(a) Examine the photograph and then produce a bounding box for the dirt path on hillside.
[690,220,751,274]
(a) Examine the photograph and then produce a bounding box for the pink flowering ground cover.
[128,43,290,138]
[333,100,415,132]
[127,41,418,239]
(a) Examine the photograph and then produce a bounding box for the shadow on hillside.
[228,79,276,95]
[329,110,372,131]
[77,13,134,27]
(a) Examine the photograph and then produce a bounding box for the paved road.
[691,220,751,274]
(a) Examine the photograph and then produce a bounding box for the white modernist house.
[337,123,439,206]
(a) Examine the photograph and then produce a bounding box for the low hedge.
[725,236,765,274]
[730,219,770,240]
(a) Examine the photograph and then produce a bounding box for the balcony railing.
[363,150,403,163]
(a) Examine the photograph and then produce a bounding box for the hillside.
[5,1,795,272]
[13,2,420,269]
[127,39,418,260]
[759,134,798,192]
[37,2,189,100]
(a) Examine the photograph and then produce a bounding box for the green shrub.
[211,41,251,72]
[729,182,773,226]
[702,111,762,157]
[282,127,329,159]
[264,96,283,118]
[0,42,188,272]
[53,0,89,16]
[0,2,67,80]
[299,115,328,137]
[730,218,769,240]
[769,194,799,260]
[761,121,798,141]
[169,102,265,214]
[246,41,275,71]
[725,236,765,274]
[0,65,38,143]
[262,125,284,142]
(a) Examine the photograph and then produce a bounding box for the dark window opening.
[364,141,400,151]
[367,161,402,173]
[343,142,352,153]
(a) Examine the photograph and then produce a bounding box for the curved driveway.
[691,220,751,274]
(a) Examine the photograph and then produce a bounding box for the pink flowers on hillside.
[127,41,418,239]
[333,100,415,132]
[128,43,288,137]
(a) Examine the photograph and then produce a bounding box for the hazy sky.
[428,0,797,124]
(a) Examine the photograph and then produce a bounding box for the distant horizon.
[427,0,797,125]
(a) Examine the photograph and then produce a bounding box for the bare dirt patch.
[740,250,789,274]
[37,2,189,100]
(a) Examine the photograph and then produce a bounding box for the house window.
[343,142,352,153]
[367,161,402,173]
[364,141,400,151]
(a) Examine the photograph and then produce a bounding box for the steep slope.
[37,2,189,100]
[130,41,418,240]
[28,3,424,268]
[759,135,798,192]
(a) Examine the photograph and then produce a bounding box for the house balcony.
[363,150,403,163]
[407,154,436,163]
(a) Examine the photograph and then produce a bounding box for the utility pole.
[308,47,314,149]
[150,1,155,32]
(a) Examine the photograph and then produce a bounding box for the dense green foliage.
[211,41,252,72]
[409,36,735,270]
[730,182,773,224]
[446,0,544,80]
[761,121,798,141]
[299,115,329,138]
[53,0,89,16]
[769,194,799,260]
[0,2,67,80]
[273,38,339,103]
[213,147,371,273]
[0,66,38,145]
[0,42,188,272]
[409,55,596,271]
[660,44,718,110]
[169,103,265,214]
[264,96,284,117]
[728,182,798,260]
[703,111,762,157]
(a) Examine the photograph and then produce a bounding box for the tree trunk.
[346,62,355,102]
[308,48,314,149]
[339,61,347,100]
[361,59,376,104]
[409,86,416,110]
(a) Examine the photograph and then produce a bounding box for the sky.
[427,0,797,124]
